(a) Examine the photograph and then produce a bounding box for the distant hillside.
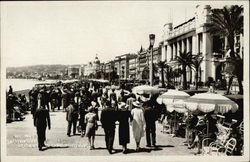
[6,64,69,73]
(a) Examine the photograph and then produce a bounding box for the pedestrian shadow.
[42,145,69,151]
[155,145,174,148]
[94,147,107,150]
[112,149,123,154]
[149,147,163,151]
[147,145,175,151]
[95,134,105,136]
[125,148,151,154]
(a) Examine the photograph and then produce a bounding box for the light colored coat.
[131,107,146,142]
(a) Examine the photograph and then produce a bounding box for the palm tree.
[176,50,193,90]
[157,60,167,88]
[208,5,243,94]
[191,54,204,90]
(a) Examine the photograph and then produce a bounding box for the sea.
[5,79,79,92]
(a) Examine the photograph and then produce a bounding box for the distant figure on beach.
[8,85,13,94]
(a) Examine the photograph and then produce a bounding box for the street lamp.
[149,34,155,86]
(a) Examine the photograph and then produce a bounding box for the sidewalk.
[6,111,196,156]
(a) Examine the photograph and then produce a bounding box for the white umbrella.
[156,90,190,135]
[173,100,188,113]
[105,85,120,90]
[185,92,238,114]
[132,85,162,95]
[157,89,190,105]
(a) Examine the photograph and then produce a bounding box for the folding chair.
[217,138,237,155]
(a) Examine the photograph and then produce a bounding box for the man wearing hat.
[66,99,78,137]
[100,100,117,154]
[34,105,51,151]
[143,99,158,147]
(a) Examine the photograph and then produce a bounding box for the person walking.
[131,101,146,151]
[109,88,117,101]
[84,106,98,150]
[100,100,117,154]
[117,102,133,154]
[50,89,58,112]
[29,88,38,118]
[78,94,89,137]
[34,105,51,151]
[143,100,158,147]
[126,93,136,111]
[62,88,69,112]
[66,100,78,137]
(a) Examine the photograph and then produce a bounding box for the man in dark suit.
[109,89,117,101]
[100,100,117,154]
[34,106,51,151]
[143,100,158,147]
[66,99,78,136]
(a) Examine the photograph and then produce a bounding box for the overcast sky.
[1,1,238,67]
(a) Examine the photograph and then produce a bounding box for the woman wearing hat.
[131,101,146,151]
[84,106,98,150]
[117,102,133,153]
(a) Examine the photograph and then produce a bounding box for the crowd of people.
[7,81,162,153]
[6,80,243,155]
[6,86,28,122]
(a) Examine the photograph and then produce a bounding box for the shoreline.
[13,89,30,97]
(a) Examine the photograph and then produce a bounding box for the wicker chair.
[202,123,232,155]
[162,117,171,134]
[203,138,237,156]
[216,138,237,155]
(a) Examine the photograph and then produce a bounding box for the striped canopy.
[157,89,190,105]
[157,90,190,113]
[132,85,163,95]
[185,92,239,114]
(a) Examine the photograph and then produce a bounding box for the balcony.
[168,17,196,39]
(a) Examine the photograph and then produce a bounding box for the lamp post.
[149,34,155,86]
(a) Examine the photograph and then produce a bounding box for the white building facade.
[161,5,227,84]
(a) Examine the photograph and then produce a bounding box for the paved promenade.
[6,110,196,156]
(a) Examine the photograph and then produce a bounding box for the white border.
[1,1,249,162]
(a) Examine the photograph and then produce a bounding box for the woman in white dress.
[131,101,146,151]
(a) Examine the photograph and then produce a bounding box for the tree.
[142,66,149,80]
[110,71,118,84]
[208,5,243,94]
[191,54,204,90]
[176,50,193,90]
[157,60,168,88]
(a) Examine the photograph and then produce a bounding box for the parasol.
[156,90,190,134]
[132,85,163,95]
[157,89,190,105]
[185,92,239,114]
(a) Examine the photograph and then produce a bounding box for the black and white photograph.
[1,1,249,162]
